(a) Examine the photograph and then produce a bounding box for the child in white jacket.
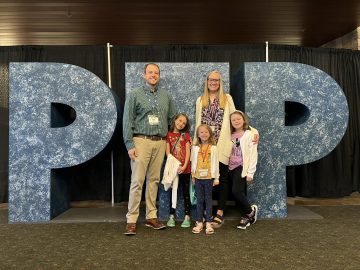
[228,110,258,229]
[191,124,219,235]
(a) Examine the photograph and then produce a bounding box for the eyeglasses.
[208,78,220,83]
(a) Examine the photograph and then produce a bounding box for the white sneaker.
[250,205,258,224]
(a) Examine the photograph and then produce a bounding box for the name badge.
[198,169,209,178]
[148,115,159,125]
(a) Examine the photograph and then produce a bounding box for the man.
[123,63,177,235]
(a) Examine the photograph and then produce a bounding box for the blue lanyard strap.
[144,89,159,114]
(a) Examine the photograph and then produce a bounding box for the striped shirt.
[123,86,177,150]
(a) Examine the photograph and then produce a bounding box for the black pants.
[229,165,252,216]
[170,173,191,216]
[216,162,229,211]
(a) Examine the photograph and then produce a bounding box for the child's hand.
[213,179,219,186]
[246,176,253,182]
[177,165,185,174]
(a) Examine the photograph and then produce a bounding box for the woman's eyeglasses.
[207,78,220,83]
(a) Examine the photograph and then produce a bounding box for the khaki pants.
[126,137,166,223]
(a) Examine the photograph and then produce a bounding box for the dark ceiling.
[1,0,360,47]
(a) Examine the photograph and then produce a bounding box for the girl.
[191,124,219,234]
[165,113,192,228]
[228,110,258,229]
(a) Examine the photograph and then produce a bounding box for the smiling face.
[207,72,221,94]
[197,125,211,144]
[230,112,245,132]
[143,64,160,87]
[174,115,187,132]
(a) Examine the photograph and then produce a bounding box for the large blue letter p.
[9,63,117,222]
[243,63,349,218]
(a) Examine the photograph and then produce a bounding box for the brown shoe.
[145,218,166,230]
[124,223,136,235]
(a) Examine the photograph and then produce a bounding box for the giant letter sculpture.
[9,63,117,222]
[241,63,349,218]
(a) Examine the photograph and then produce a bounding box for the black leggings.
[229,165,252,216]
[170,173,191,216]
[216,162,229,211]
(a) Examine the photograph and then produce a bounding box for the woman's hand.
[252,133,259,144]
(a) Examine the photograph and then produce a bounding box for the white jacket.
[238,130,258,178]
[162,154,181,209]
[191,145,219,181]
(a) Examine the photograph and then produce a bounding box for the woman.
[194,70,258,228]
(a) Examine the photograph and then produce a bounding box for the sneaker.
[250,205,258,224]
[167,215,176,227]
[145,218,166,230]
[180,217,191,228]
[124,223,136,235]
[237,216,251,229]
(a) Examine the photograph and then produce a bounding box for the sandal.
[211,214,224,229]
[205,222,214,235]
[192,221,203,234]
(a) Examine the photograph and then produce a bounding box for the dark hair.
[169,113,190,133]
[144,63,160,74]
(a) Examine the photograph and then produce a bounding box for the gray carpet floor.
[0,205,360,270]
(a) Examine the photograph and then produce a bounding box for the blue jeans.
[195,179,213,223]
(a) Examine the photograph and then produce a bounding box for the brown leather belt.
[133,134,166,141]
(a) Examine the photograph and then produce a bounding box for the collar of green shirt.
[144,83,158,93]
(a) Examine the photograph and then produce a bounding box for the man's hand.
[128,148,138,160]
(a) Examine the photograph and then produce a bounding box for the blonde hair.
[194,124,216,146]
[200,70,227,109]
[230,110,250,133]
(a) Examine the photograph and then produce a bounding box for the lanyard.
[171,133,184,154]
[144,89,159,114]
[200,144,210,162]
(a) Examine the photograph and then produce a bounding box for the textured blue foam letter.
[243,63,349,218]
[9,63,117,222]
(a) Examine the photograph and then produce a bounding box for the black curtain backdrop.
[0,44,359,203]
